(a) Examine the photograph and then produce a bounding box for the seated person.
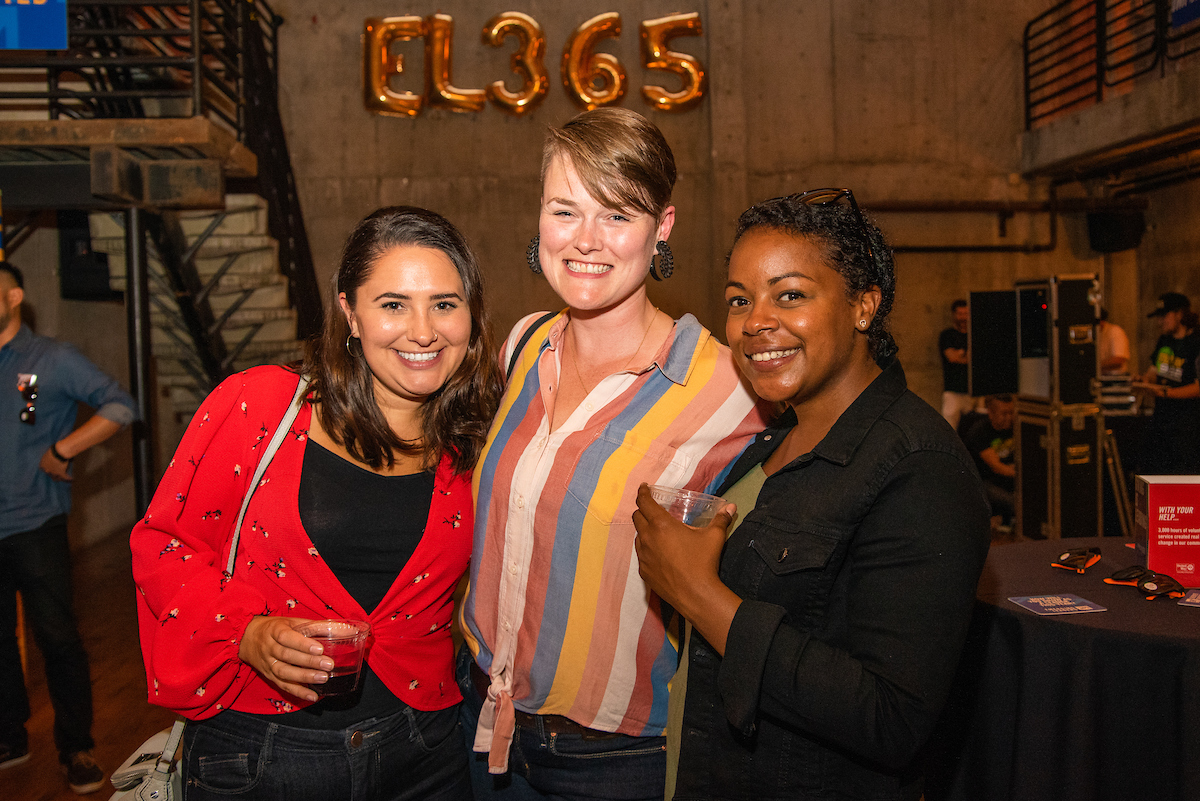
[964,394,1015,524]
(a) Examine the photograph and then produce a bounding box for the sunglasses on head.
[767,188,876,269]
[17,374,37,425]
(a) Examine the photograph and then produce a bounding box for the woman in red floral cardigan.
[131,207,501,800]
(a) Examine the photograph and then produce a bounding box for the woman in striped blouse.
[456,108,769,800]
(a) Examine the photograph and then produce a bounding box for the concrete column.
[706,0,748,327]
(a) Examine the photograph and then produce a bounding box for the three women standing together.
[132,108,988,801]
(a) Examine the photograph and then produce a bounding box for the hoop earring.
[526,235,542,274]
[346,334,360,357]
[650,240,674,281]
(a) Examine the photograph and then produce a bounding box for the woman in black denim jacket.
[633,191,991,801]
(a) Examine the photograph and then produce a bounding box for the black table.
[927,537,1200,801]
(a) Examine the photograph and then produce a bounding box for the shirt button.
[585,402,594,411]
[763,434,772,441]
[350,731,363,747]
[508,561,518,575]
[515,496,525,509]
[503,620,511,631]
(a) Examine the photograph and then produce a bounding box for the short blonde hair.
[542,108,676,218]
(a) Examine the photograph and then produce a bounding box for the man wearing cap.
[0,261,137,793]
[1133,291,1200,474]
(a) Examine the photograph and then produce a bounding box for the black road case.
[1015,401,1103,539]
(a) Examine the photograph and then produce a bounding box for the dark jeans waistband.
[196,704,435,750]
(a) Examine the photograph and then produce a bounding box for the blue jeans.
[183,704,471,801]
[455,647,667,801]
[0,515,94,759]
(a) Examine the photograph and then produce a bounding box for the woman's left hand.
[633,484,743,654]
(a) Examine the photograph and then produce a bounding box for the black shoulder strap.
[506,311,558,381]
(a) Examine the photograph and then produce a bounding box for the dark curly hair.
[728,193,898,364]
[300,206,502,475]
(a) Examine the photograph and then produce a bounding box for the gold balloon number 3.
[364,11,706,117]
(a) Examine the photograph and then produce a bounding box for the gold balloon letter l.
[426,13,487,112]
[363,16,426,118]
[640,13,706,112]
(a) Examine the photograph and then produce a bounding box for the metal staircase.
[0,0,320,505]
[90,195,303,419]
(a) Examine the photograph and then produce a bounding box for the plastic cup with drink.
[647,485,728,527]
[293,619,370,697]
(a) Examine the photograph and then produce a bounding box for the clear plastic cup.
[647,485,727,527]
[293,619,370,697]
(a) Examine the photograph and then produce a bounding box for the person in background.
[1097,307,1130,375]
[0,260,138,794]
[939,299,974,430]
[1132,291,1200,475]
[457,108,769,801]
[964,394,1016,527]
[131,207,502,800]
[633,191,990,801]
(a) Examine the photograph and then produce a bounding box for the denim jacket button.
[777,547,789,563]
[350,730,364,747]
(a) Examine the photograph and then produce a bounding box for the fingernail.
[309,643,324,655]
[319,658,334,671]
[314,671,328,684]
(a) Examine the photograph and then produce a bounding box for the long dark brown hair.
[300,206,502,474]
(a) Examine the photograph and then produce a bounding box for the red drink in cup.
[293,619,370,697]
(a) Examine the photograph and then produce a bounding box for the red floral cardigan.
[131,366,471,719]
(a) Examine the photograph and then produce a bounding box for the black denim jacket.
[674,359,990,801]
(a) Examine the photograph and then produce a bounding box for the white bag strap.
[143,717,187,789]
[223,374,311,578]
[139,374,312,789]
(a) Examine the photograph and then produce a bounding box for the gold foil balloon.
[425,13,486,112]
[363,16,426,117]
[562,12,626,109]
[482,12,549,115]
[640,13,706,112]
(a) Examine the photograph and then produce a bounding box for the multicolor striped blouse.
[460,311,770,773]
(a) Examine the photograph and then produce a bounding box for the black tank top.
[275,439,434,728]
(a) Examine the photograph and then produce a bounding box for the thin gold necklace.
[571,307,658,394]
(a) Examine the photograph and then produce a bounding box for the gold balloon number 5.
[364,11,706,117]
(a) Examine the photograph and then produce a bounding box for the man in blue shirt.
[0,261,137,794]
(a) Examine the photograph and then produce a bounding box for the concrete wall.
[6,0,1200,549]
[272,0,1099,406]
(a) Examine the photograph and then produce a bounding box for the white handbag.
[110,375,311,801]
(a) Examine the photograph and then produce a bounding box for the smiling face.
[725,228,878,411]
[339,245,472,413]
[538,155,674,315]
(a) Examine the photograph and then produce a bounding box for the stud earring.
[526,235,542,274]
[649,240,674,281]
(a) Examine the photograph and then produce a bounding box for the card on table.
[1008,594,1107,615]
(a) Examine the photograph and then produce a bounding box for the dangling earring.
[649,240,674,281]
[526,235,542,274]
[346,334,360,357]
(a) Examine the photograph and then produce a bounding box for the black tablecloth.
[926,537,1200,801]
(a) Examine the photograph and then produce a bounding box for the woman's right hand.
[238,615,336,702]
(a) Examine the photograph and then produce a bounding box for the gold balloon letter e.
[363,16,426,118]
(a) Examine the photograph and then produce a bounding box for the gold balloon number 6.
[363,11,706,117]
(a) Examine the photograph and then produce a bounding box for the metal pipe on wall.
[124,206,154,515]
